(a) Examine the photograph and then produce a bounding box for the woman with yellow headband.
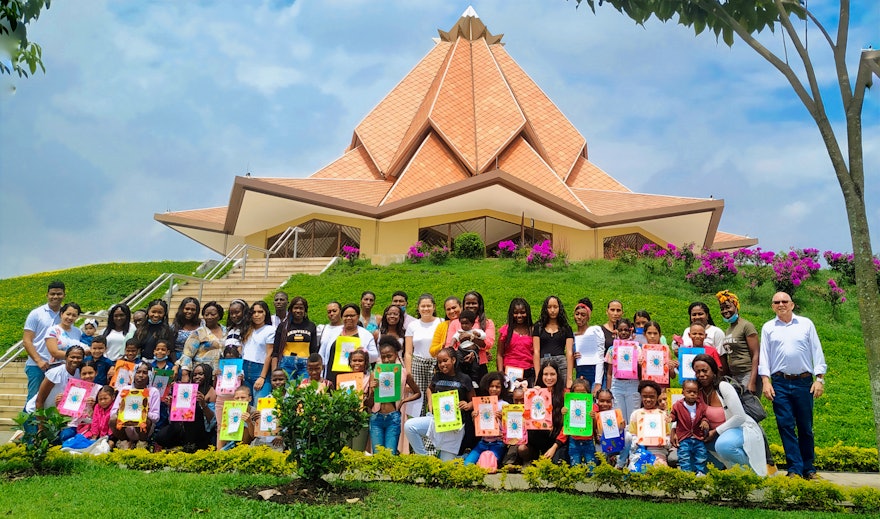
[715,291,760,395]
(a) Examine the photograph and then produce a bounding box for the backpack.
[722,376,767,422]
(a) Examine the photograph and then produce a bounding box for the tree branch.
[804,9,834,50]
[772,0,828,119]
[834,0,853,106]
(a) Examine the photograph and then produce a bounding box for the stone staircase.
[168,257,336,314]
[0,364,27,431]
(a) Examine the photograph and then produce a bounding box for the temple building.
[155,7,756,262]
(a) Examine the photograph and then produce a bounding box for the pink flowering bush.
[772,249,821,296]
[733,247,776,299]
[406,241,427,264]
[526,240,556,269]
[496,240,518,258]
[428,245,451,265]
[825,278,847,319]
[686,249,738,293]
[341,245,360,265]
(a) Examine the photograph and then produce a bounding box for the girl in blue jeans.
[464,371,510,466]
[367,336,421,454]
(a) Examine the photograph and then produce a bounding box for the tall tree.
[0,0,50,77]
[574,0,879,459]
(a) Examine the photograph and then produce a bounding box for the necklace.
[701,386,715,404]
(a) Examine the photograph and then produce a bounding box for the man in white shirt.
[271,291,288,328]
[758,292,826,479]
[23,281,66,403]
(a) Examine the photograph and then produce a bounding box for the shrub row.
[769,443,879,473]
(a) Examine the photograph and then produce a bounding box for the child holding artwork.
[404,347,474,460]
[464,372,510,467]
[298,353,334,392]
[55,359,99,442]
[500,384,529,467]
[684,324,723,369]
[249,368,287,451]
[108,339,141,387]
[626,380,669,470]
[520,360,567,465]
[344,349,372,451]
[109,363,160,449]
[85,335,113,385]
[594,389,626,466]
[565,377,597,466]
[80,385,115,440]
[604,319,641,424]
[449,309,484,384]
[155,363,217,452]
[670,379,709,474]
[640,321,678,390]
[221,385,255,448]
[367,336,421,455]
[80,318,99,348]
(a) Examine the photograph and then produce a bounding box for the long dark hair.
[379,305,405,337]
[173,297,202,330]
[243,301,271,342]
[501,297,532,349]
[688,302,717,327]
[133,299,173,345]
[288,296,309,323]
[103,303,132,335]
[537,295,571,334]
[194,363,214,395]
[226,299,249,329]
[478,371,511,402]
[536,360,565,434]
[463,291,487,325]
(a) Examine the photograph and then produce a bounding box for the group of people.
[20,282,826,478]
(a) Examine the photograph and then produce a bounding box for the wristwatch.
[815,377,825,385]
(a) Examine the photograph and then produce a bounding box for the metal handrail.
[204,226,304,280]
[0,311,109,372]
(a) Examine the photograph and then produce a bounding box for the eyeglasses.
[772,300,791,305]
[342,314,358,319]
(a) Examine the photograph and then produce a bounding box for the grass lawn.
[0,463,859,518]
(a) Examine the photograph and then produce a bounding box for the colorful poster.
[331,336,360,373]
[599,409,625,454]
[524,387,552,430]
[219,400,249,441]
[636,409,666,447]
[216,359,243,395]
[432,390,462,432]
[151,369,174,400]
[667,388,683,408]
[678,348,705,381]
[505,366,524,391]
[110,360,135,390]
[473,396,499,436]
[59,378,95,417]
[502,404,526,444]
[255,397,277,437]
[563,392,593,436]
[373,363,401,403]
[641,344,669,385]
[336,372,364,393]
[117,388,148,428]
[612,340,639,380]
[170,383,198,422]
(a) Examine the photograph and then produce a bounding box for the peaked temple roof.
[156,9,756,252]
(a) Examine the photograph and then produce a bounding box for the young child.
[641,321,678,390]
[80,385,116,440]
[298,353,334,391]
[86,335,113,385]
[269,368,289,395]
[449,309,484,384]
[404,347,474,461]
[249,368,287,451]
[108,339,142,388]
[464,372,509,467]
[345,349,372,451]
[670,379,709,475]
[626,380,669,470]
[604,318,642,425]
[686,324,723,369]
[595,388,626,466]
[56,360,100,442]
[501,384,529,467]
[151,339,176,374]
[222,385,256,449]
[367,336,420,455]
[223,345,241,359]
[80,318,98,347]
[566,377,597,466]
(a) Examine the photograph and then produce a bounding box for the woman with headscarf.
[715,291,760,394]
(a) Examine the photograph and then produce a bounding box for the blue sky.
[0,1,877,279]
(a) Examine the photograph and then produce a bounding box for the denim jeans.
[370,410,402,455]
[677,437,708,474]
[610,378,640,424]
[771,373,815,475]
[568,438,597,466]
[279,355,308,382]
[575,364,604,390]
[242,360,270,406]
[25,365,45,405]
[464,439,506,466]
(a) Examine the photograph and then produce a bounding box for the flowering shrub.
[526,240,556,269]
[825,278,846,320]
[406,241,427,264]
[428,245,451,265]
[686,250,738,293]
[341,245,360,265]
[771,250,821,296]
[496,240,518,258]
[733,247,776,299]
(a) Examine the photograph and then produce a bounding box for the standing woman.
[496,298,535,384]
[445,291,495,382]
[602,300,623,352]
[45,303,84,364]
[171,297,201,360]
[321,304,378,387]
[224,299,249,354]
[375,305,406,346]
[102,303,136,361]
[572,298,605,394]
[405,294,442,418]
[532,296,574,388]
[241,301,275,406]
[429,296,461,357]
[359,291,381,333]
[133,299,175,362]
[715,291,760,394]
[318,302,344,360]
[272,296,318,380]
[179,301,226,381]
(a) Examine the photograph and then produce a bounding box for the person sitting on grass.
[109,362,160,450]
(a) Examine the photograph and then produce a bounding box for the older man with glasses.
[758,292,826,479]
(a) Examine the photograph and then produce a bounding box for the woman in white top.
[45,303,84,365]
[571,298,605,394]
[29,345,84,412]
[102,304,137,361]
[318,301,344,362]
[320,303,377,386]
[682,302,727,363]
[404,294,442,418]
[240,300,275,406]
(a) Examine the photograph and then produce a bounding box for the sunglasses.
[772,300,792,305]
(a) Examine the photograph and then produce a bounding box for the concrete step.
[0,405,25,421]
[0,381,28,390]
[0,394,26,406]
[0,418,16,433]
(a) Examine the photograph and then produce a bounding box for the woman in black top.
[272,296,318,381]
[532,295,574,388]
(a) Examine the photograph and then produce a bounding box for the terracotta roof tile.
[429,38,477,172]
[472,39,525,172]
[712,231,758,248]
[354,42,451,174]
[570,189,708,216]
[383,133,470,205]
[491,45,585,178]
[310,146,382,180]
[566,156,630,192]
[256,177,391,207]
[498,137,584,209]
[161,206,227,225]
